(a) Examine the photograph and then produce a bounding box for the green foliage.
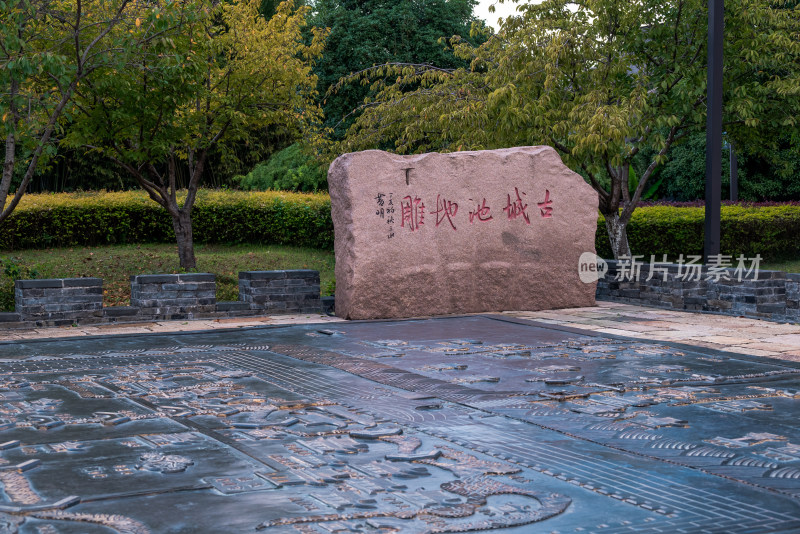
[5,191,799,270]
[741,139,800,201]
[1,0,137,222]
[763,258,800,274]
[66,0,328,269]
[31,146,136,192]
[323,277,335,297]
[1,0,70,148]
[0,256,38,312]
[595,205,800,262]
[647,131,800,202]
[310,0,488,139]
[332,0,800,257]
[0,243,335,311]
[662,138,710,202]
[0,190,334,250]
[236,144,327,192]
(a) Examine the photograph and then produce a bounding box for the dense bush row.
[596,205,800,261]
[2,192,798,262]
[0,191,334,251]
[637,200,800,207]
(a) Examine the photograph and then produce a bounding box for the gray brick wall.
[4,270,327,328]
[3,265,795,328]
[598,261,799,323]
[787,273,800,321]
[131,273,216,320]
[15,278,103,325]
[239,270,322,314]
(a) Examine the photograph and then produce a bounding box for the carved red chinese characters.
[538,189,553,218]
[400,196,425,232]
[469,198,493,223]
[433,195,459,230]
[503,187,530,224]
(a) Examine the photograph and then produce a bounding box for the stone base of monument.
[328,146,599,319]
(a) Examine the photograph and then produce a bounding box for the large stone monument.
[328,146,598,319]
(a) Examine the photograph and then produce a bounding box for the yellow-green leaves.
[71,0,326,170]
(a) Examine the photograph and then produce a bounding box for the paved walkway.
[1,302,799,363]
[0,312,344,341]
[505,301,800,361]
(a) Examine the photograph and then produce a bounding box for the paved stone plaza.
[1,313,800,532]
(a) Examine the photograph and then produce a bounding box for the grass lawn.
[763,259,800,273]
[0,243,335,311]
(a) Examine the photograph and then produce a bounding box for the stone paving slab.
[0,313,343,341]
[1,314,800,532]
[506,302,800,362]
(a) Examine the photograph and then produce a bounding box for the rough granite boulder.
[328,147,599,320]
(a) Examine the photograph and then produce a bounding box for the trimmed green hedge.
[0,190,334,250]
[596,205,800,261]
[2,192,798,261]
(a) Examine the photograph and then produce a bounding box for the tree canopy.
[334,0,800,257]
[310,0,488,138]
[68,0,326,268]
[1,0,135,223]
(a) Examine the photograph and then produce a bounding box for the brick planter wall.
[789,277,800,317]
[130,273,217,320]
[15,278,103,325]
[597,260,800,323]
[239,270,322,314]
[2,270,327,328]
[5,265,798,329]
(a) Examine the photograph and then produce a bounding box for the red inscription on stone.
[538,189,553,218]
[503,187,530,224]
[468,198,493,223]
[433,194,459,230]
[400,196,425,231]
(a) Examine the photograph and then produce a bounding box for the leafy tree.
[658,133,721,201]
[738,136,800,201]
[69,0,326,269]
[654,131,800,202]
[235,143,327,192]
[310,0,487,139]
[1,0,134,224]
[33,146,135,192]
[260,0,307,17]
[334,0,800,258]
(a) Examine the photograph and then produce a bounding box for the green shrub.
[0,257,39,311]
[4,192,798,263]
[235,144,327,192]
[637,130,800,202]
[596,205,800,261]
[0,190,334,251]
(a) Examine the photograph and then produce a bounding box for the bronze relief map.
[0,315,799,532]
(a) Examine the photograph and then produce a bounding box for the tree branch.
[621,123,681,224]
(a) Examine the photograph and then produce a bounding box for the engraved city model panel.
[1,315,799,532]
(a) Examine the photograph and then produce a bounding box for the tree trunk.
[172,209,197,270]
[604,210,632,259]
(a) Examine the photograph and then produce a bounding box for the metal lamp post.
[704,0,723,261]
